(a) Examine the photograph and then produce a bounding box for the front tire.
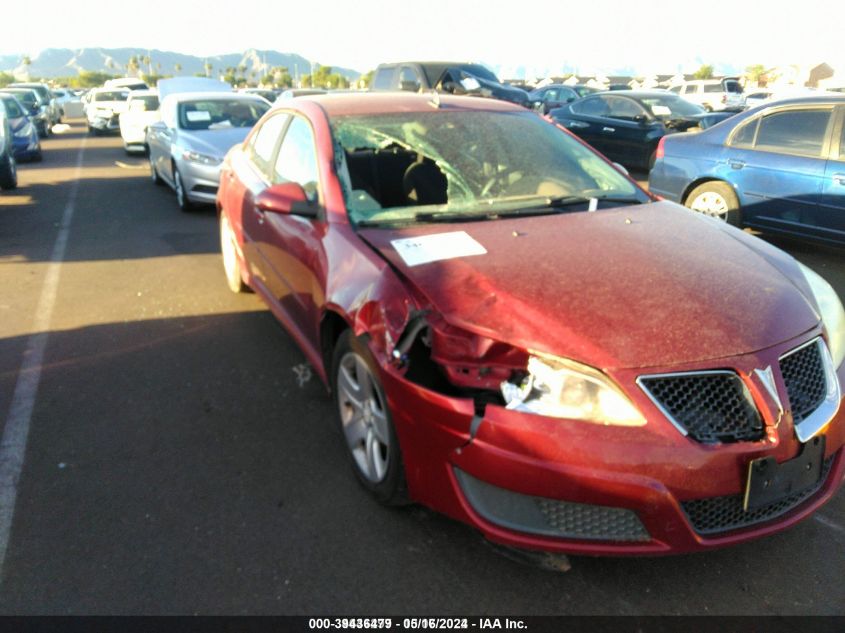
[173,167,194,212]
[0,154,17,190]
[331,330,408,506]
[219,213,248,293]
[685,181,741,226]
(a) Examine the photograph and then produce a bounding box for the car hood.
[178,127,251,158]
[358,201,819,370]
[90,100,128,113]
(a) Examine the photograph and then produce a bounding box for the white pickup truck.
[119,90,160,153]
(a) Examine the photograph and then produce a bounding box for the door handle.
[602,126,616,133]
[729,160,745,169]
[566,121,589,129]
[833,173,845,186]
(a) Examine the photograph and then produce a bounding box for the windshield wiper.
[414,206,570,223]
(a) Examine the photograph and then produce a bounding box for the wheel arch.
[320,309,353,388]
[680,177,738,205]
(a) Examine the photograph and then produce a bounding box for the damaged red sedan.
[216,93,845,555]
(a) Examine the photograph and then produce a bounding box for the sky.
[2,0,843,75]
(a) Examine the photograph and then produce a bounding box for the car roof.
[127,89,158,98]
[164,91,268,104]
[293,91,524,117]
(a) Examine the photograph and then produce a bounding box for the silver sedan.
[146,92,270,210]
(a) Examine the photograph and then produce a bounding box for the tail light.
[722,95,727,103]
[655,136,666,161]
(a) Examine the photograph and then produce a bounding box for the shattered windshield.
[332,110,645,225]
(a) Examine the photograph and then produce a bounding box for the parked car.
[372,61,529,107]
[0,106,16,190]
[649,95,845,244]
[9,82,61,126]
[528,84,582,114]
[216,91,844,556]
[670,78,745,112]
[0,94,42,161]
[275,89,327,102]
[147,90,269,210]
[119,90,160,153]
[550,90,735,170]
[84,88,130,134]
[1,88,51,137]
[238,88,277,103]
[51,88,85,118]
[104,78,149,91]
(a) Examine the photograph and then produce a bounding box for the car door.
[256,114,326,349]
[726,106,833,230]
[237,111,291,301]
[559,96,613,155]
[812,106,845,238]
[600,95,654,167]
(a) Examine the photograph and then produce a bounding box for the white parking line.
[0,136,87,578]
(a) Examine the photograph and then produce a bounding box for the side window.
[3,99,24,118]
[249,112,290,176]
[398,67,421,92]
[571,96,610,117]
[543,89,559,102]
[730,118,758,146]
[669,86,682,94]
[703,84,722,93]
[754,109,831,157]
[561,88,577,102]
[606,97,646,120]
[273,116,320,201]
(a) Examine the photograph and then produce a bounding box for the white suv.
[669,79,744,111]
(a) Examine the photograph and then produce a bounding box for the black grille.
[536,499,650,541]
[639,372,764,443]
[682,456,835,535]
[781,341,827,423]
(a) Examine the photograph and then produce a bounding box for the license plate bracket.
[743,435,825,512]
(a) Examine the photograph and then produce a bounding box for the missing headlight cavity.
[394,316,461,396]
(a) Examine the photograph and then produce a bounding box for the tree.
[142,55,152,75]
[745,64,766,86]
[21,55,31,80]
[0,72,14,87]
[76,71,119,88]
[693,64,714,80]
[358,70,375,89]
[174,63,182,74]
[127,55,140,77]
[204,62,213,78]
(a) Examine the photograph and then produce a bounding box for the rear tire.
[684,181,741,226]
[220,213,248,293]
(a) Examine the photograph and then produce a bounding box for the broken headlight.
[501,353,645,427]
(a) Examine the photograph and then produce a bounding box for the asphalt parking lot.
[0,121,843,615]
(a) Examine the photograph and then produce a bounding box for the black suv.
[371,62,528,107]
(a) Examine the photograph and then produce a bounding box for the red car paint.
[217,93,844,555]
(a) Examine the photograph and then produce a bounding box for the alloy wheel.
[336,351,390,483]
[689,191,729,220]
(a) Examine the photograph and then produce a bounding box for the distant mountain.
[0,47,362,81]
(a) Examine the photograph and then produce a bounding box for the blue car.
[649,95,845,245]
[0,94,42,162]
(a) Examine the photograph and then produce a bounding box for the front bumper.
[380,332,845,555]
[175,157,222,204]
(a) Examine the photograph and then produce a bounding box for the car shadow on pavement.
[0,311,842,615]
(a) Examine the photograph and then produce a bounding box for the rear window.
[723,80,743,94]
[754,109,831,157]
[94,91,129,102]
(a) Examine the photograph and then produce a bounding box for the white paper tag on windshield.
[185,110,211,122]
[391,231,487,267]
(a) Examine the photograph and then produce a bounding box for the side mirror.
[612,162,629,176]
[440,81,466,95]
[633,114,649,124]
[255,182,318,216]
